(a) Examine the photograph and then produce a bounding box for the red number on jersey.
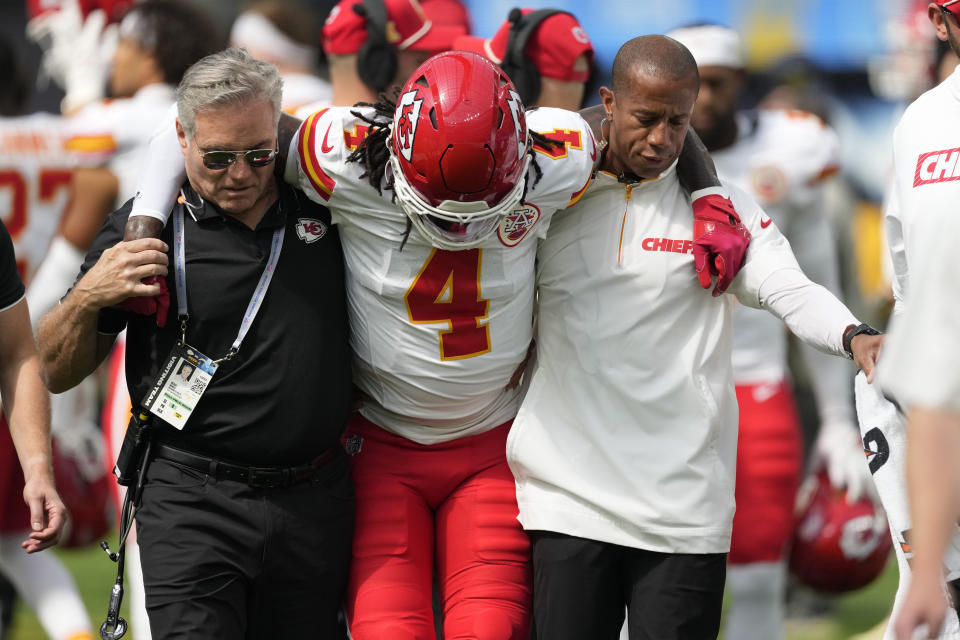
[0,169,73,279]
[0,171,27,240]
[405,248,491,360]
[533,129,583,159]
[40,169,73,205]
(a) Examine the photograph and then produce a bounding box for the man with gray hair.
[36,48,354,639]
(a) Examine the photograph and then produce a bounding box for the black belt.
[153,443,338,489]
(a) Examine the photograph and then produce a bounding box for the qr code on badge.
[190,377,208,395]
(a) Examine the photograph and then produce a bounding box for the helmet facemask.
[389,151,531,249]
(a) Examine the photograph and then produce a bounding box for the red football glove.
[119,275,169,327]
[691,193,751,296]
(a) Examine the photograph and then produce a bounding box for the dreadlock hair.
[347,91,398,196]
[525,128,563,201]
[345,97,564,249]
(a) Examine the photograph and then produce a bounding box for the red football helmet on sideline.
[27,0,132,22]
[52,438,112,548]
[390,51,531,249]
[788,469,892,593]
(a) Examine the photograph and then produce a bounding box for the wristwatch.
[843,323,881,358]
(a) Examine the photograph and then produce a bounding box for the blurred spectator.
[230,0,334,113]
[0,36,94,640]
[26,0,132,114]
[421,0,471,34]
[755,54,888,330]
[318,0,464,108]
[869,0,946,103]
[454,8,594,110]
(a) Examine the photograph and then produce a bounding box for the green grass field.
[8,543,900,640]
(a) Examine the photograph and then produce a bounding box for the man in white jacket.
[507,34,882,640]
[666,23,871,640]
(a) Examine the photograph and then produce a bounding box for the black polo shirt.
[78,181,351,466]
[0,220,25,310]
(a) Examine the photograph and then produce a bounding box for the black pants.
[136,452,354,640]
[530,531,726,640]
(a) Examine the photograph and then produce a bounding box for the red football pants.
[729,381,804,565]
[344,414,532,640]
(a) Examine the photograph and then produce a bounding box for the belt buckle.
[247,468,280,489]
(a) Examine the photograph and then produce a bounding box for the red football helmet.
[390,51,531,249]
[27,0,132,22]
[788,469,892,593]
[51,437,112,548]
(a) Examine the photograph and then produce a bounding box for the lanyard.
[172,192,285,362]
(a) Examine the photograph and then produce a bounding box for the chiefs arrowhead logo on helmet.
[788,469,892,593]
[394,89,424,163]
[505,89,526,161]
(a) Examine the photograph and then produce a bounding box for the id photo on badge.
[176,361,195,383]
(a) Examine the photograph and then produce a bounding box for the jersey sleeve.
[525,107,597,214]
[129,106,184,223]
[65,100,120,166]
[295,106,379,209]
[0,220,25,312]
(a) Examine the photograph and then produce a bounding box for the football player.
[115,49,749,637]
[453,7,594,111]
[295,0,465,117]
[666,23,874,640]
[229,0,333,114]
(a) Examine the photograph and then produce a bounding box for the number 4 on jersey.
[405,248,491,360]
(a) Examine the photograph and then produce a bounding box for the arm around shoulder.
[37,236,169,392]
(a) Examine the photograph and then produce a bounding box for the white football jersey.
[508,165,857,554]
[295,105,595,443]
[66,83,176,205]
[0,112,74,282]
[714,109,842,385]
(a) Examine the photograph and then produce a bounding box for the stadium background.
[0,0,929,637]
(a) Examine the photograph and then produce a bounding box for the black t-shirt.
[78,182,351,466]
[0,220,25,311]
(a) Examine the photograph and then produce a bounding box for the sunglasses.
[195,143,277,170]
